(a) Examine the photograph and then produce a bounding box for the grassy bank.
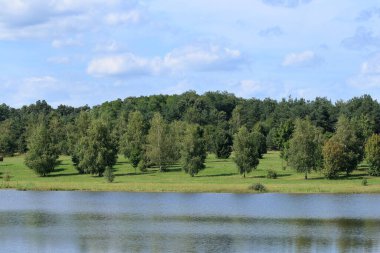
[0,151,379,193]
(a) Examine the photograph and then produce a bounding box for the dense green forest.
[1,91,380,180]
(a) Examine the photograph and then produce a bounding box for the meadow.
[0,151,379,193]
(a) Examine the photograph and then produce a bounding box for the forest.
[1,91,380,186]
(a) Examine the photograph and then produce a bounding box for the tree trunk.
[304,171,308,180]
[243,171,246,178]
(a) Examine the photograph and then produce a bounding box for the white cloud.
[94,41,121,52]
[282,50,321,67]
[87,44,246,77]
[52,38,82,48]
[0,0,144,40]
[164,80,193,95]
[105,10,142,25]
[349,53,380,88]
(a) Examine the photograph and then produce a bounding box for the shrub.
[249,183,266,192]
[362,178,368,186]
[266,169,277,179]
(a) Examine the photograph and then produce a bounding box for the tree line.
[1,92,380,180]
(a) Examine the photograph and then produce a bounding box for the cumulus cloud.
[341,27,380,50]
[87,44,246,77]
[282,50,322,67]
[0,0,145,40]
[261,0,312,8]
[258,26,283,37]
[349,53,380,88]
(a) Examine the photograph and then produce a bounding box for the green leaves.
[365,134,380,176]
[233,126,260,178]
[287,119,322,179]
[25,123,59,176]
[181,124,206,177]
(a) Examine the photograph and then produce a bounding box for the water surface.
[1,190,379,252]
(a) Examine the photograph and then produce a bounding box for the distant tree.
[288,119,322,179]
[0,119,17,156]
[233,126,260,178]
[69,111,92,170]
[331,115,361,175]
[181,124,207,176]
[25,123,60,176]
[76,120,118,176]
[119,111,145,173]
[146,112,176,171]
[322,138,347,179]
[251,131,267,158]
[365,134,380,176]
[351,114,375,161]
[212,126,233,159]
[169,120,188,161]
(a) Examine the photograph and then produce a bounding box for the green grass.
[0,151,379,193]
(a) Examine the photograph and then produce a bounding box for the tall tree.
[181,124,207,176]
[146,112,176,171]
[365,134,380,176]
[330,115,361,175]
[119,111,145,173]
[233,126,260,178]
[25,123,60,176]
[322,138,347,179]
[76,120,118,176]
[212,126,233,159]
[0,119,17,156]
[288,119,322,179]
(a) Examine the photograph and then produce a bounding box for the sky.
[0,0,380,107]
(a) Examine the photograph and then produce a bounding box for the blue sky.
[0,0,380,107]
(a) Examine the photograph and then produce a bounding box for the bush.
[266,169,277,179]
[249,183,266,192]
[362,178,368,186]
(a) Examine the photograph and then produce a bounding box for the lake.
[0,190,380,252]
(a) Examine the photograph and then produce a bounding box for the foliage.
[329,116,361,175]
[249,183,266,192]
[75,120,118,176]
[287,119,322,179]
[119,111,145,170]
[322,138,347,179]
[365,134,380,176]
[146,112,177,171]
[212,126,233,158]
[0,119,17,156]
[251,131,267,158]
[181,124,207,176]
[233,126,260,177]
[266,169,277,179]
[362,178,368,186]
[25,123,60,176]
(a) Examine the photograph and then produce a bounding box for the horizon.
[1,0,379,107]
[2,90,377,110]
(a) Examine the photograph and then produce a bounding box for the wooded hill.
[1,91,380,179]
